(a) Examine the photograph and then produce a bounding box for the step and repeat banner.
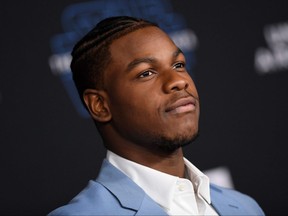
[1,0,287,215]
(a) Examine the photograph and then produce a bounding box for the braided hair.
[70,16,158,105]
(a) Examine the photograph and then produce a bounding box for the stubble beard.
[150,130,199,153]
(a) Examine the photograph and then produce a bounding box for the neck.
[108,143,186,178]
[139,148,186,178]
[101,124,186,178]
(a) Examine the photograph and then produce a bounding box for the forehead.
[108,26,176,62]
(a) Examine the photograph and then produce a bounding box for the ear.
[83,89,112,122]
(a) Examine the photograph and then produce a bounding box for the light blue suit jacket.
[49,160,265,215]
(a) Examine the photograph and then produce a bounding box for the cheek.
[109,88,160,122]
[127,97,159,119]
[110,95,164,140]
[188,80,198,97]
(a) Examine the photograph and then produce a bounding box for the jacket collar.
[96,159,168,215]
[97,159,247,216]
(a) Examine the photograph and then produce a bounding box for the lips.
[165,97,196,114]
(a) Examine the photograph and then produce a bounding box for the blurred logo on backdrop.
[48,0,198,117]
[255,21,288,75]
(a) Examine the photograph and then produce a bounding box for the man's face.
[103,26,200,152]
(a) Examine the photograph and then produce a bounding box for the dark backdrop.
[1,0,287,215]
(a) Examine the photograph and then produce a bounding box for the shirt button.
[178,185,185,191]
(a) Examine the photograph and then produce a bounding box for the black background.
[1,1,287,215]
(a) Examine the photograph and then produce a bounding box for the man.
[49,16,265,215]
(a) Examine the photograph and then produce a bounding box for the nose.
[162,71,189,93]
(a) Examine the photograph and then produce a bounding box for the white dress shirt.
[107,150,218,216]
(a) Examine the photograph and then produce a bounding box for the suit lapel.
[135,195,168,216]
[96,160,168,215]
[210,184,246,215]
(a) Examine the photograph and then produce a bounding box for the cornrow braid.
[70,16,158,107]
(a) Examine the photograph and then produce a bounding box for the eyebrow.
[173,48,183,58]
[126,47,183,72]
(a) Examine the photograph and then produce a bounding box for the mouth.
[165,97,196,114]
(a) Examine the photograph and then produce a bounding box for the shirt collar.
[106,150,211,210]
[183,158,211,203]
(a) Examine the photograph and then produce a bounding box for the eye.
[138,70,154,78]
[173,62,185,70]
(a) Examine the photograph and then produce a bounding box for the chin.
[153,130,199,153]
